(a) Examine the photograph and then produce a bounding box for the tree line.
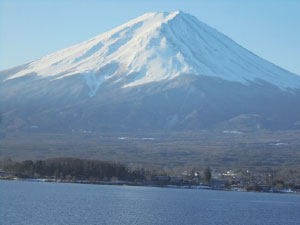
[0,158,152,181]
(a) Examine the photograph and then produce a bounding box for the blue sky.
[1,0,299,75]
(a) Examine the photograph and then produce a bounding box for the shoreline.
[1,177,298,195]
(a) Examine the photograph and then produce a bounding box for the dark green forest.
[0,158,152,181]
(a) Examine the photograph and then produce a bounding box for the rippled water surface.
[1,180,300,225]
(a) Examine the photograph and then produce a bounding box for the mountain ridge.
[2,11,300,94]
[1,11,300,133]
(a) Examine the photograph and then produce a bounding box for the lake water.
[1,180,300,225]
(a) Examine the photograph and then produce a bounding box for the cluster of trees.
[187,167,212,184]
[203,167,212,185]
[0,158,152,181]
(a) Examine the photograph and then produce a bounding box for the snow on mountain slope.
[4,11,300,93]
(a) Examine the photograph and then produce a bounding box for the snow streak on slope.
[5,11,300,92]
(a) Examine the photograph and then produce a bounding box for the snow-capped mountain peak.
[4,11,300,92]
[2,11,300,133]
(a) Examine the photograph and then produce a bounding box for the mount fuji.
[1,11,300,132]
